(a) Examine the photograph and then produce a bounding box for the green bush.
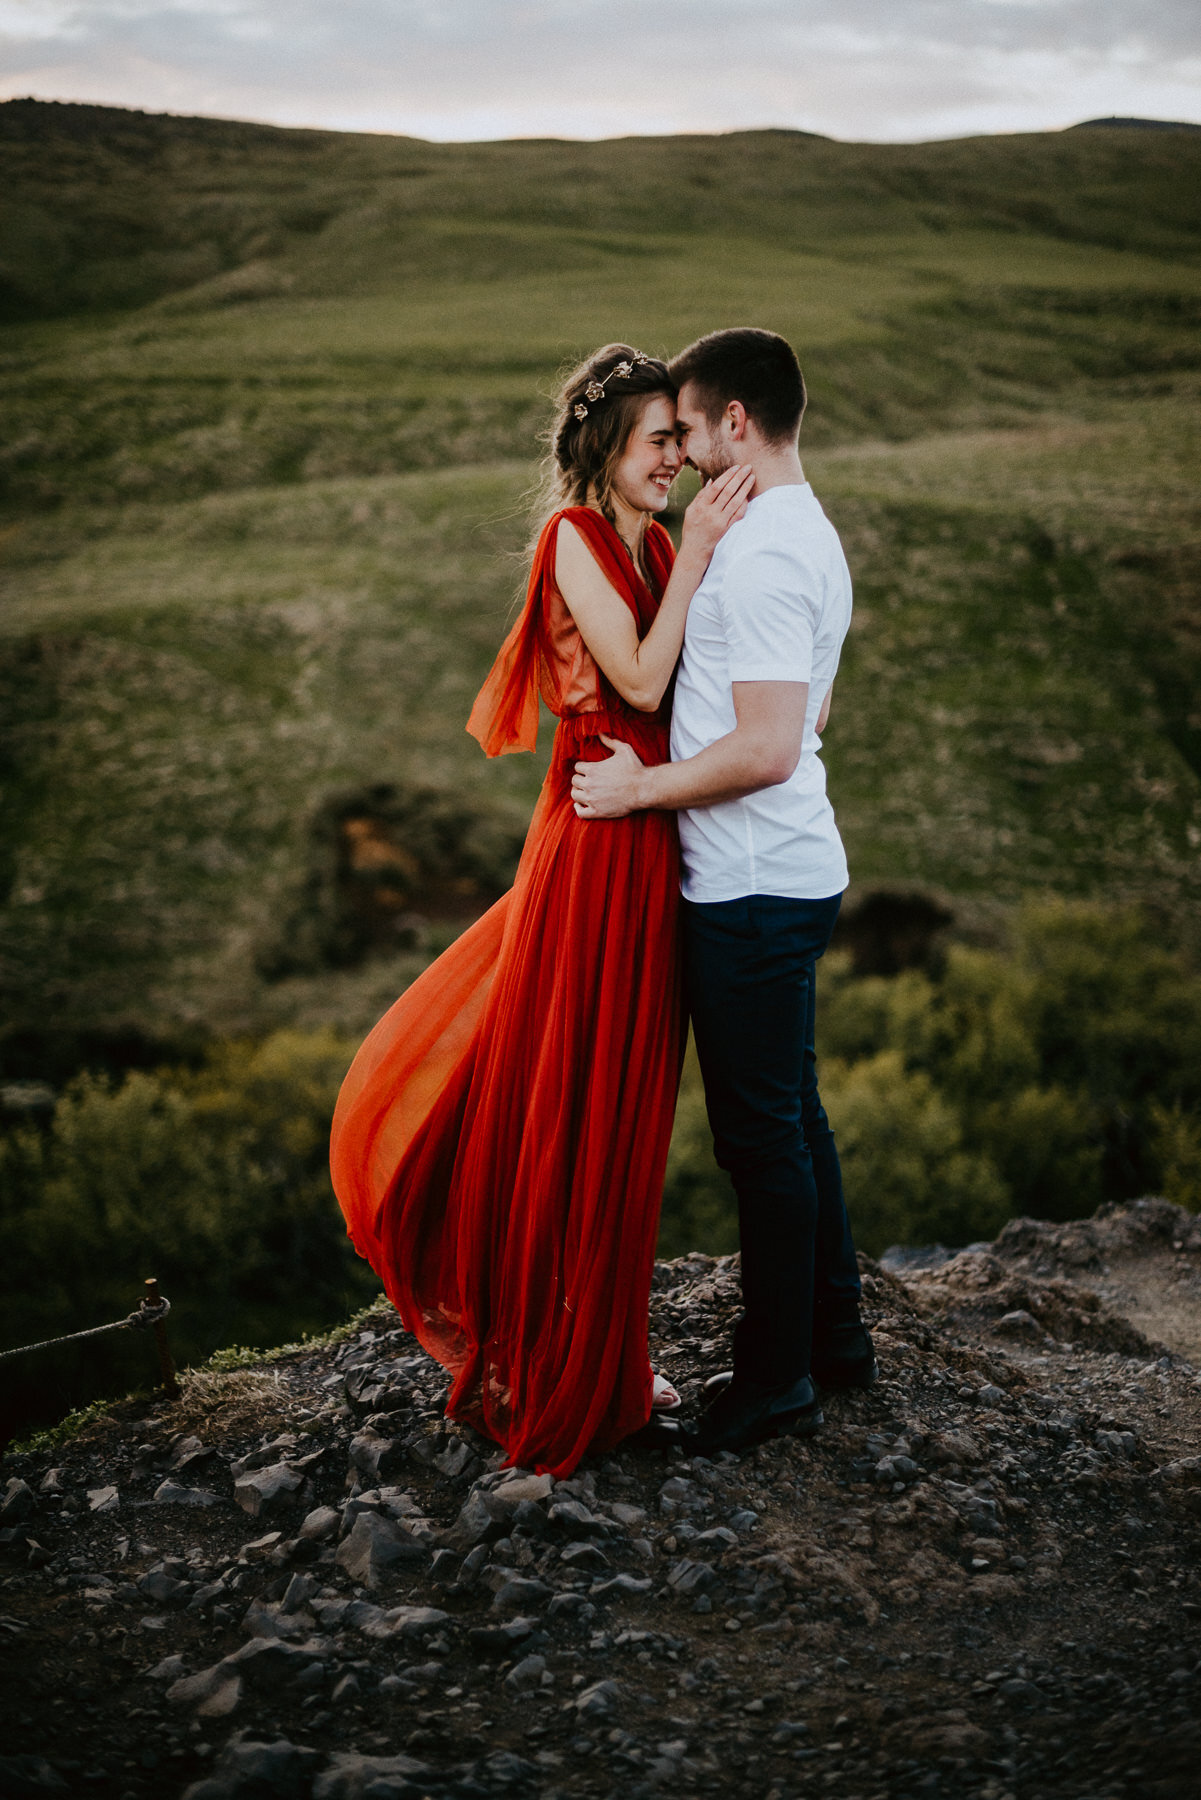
[0,1029,380,1438]
[4,903,1198,1433]
[658,902,1201,1258]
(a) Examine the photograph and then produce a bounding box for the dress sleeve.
[465,518,559,756]
[721,541,817,684]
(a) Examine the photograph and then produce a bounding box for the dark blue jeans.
[683,891,862,1387]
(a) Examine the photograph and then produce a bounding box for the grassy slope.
[1,103,1199,1064]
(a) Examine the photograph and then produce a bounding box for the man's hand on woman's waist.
[572,680,808,819]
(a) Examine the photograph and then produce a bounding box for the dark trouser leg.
[683,892,860,1386]
[798,940,863,1329]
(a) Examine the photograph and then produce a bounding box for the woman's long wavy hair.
[529,343,675,543]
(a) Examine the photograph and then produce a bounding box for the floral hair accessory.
[573,351,651,420]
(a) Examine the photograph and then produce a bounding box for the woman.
[330,344,751,1477]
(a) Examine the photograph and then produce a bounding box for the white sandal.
[652,1372,682,1413]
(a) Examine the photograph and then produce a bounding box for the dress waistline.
[549,708,670,769]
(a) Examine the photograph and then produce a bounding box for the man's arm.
[571,680,807,818]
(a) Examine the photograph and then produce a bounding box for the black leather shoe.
[625,1414,686,1451]
[702,1322,878,1403]
[683,1373,822,1456]
[810,1322,878,1391]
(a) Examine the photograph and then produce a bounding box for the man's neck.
[744,444,805,498]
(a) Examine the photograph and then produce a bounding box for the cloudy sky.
[1,0,1199,143]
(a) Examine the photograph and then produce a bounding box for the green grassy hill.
[1,100,1199,1075]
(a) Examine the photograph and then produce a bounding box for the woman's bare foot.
[652,1372,682,1412]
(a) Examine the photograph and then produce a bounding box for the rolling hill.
[1,99,1199,1077]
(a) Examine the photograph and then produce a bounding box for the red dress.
[330,507,685,1477]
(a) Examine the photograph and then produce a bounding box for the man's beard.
[696,441,736,482]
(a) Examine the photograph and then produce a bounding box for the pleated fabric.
[330,507,685,1476]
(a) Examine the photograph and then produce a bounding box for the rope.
[0,1296,171,1362]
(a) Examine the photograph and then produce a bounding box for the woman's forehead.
[638,394,678,433]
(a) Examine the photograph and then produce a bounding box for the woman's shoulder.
[551,505,613,541]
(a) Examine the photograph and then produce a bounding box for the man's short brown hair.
[669,327,806,445]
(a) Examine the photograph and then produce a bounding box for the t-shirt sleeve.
[722,542,817,683]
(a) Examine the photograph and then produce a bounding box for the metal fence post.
[143,1276,180,1398]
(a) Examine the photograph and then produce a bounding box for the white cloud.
[0,0,1198,141]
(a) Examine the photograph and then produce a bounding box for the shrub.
[822,1050,1011,1255]
[0,1029,380,1439]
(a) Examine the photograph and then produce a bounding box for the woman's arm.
[554,465,753,712]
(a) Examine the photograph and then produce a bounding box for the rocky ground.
[2,1197,1200,1800]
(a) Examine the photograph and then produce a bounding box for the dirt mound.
[2,1200,1200,1800]
[994,1198,1201,1273]
[901,1249,1164,1357]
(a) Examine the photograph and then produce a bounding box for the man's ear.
[727,401,749,441]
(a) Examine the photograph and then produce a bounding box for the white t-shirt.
[670,481,851,903]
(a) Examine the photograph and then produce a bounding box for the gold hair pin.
[573,351,651,420]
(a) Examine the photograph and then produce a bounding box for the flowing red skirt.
[330,708,685,1477]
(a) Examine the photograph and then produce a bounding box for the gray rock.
[312,1751,433,1800]
[727,1509,758,1534]
[609,1502,648,1529]
[153,1479,223,1507]
[667,1558,718,1595]
[874,1455,921,1486]
[239,1530,284,1558]
[138,1569,190,1603]
[225,1637,330,1690]
[1,1479,34,1524]
[996,1309,1042,1338]
[330,1672,360,1703]
[479,1752,541,1787]
[86,1485,119,1513]
[590,1573,653,1601]
[468,1617,538,1655]
[348,1428,399,1484]
[432,1437,475,1479]
[241,1598,312,1641]
[334,1511,427,1588]
[511,1499,549,1538]
[429,1549,460,1584]
[180,1732,319,1799]
[490,1472,554,1507]
[378,1674,417,1699]
[559,1542,609,1572]
[298,1505,340,1542]
[281,1573,315,1613]
[356,1603,450,1643]
[145,1653,187,1682]
[233,1462,305,1518]
[575,1678,623,1719]
[691,1526,738,1552]
[439,1487,512,1553]
[167,1662,244,1718]
[503,1652,547,1696]
[548,1498,605,1539]
[166,1435,215,1474]
[0,1754,69,1793]
[546,1593,595,1623]
[491,1577,553,1613]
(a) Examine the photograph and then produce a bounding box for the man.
[571,327,876,1456]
